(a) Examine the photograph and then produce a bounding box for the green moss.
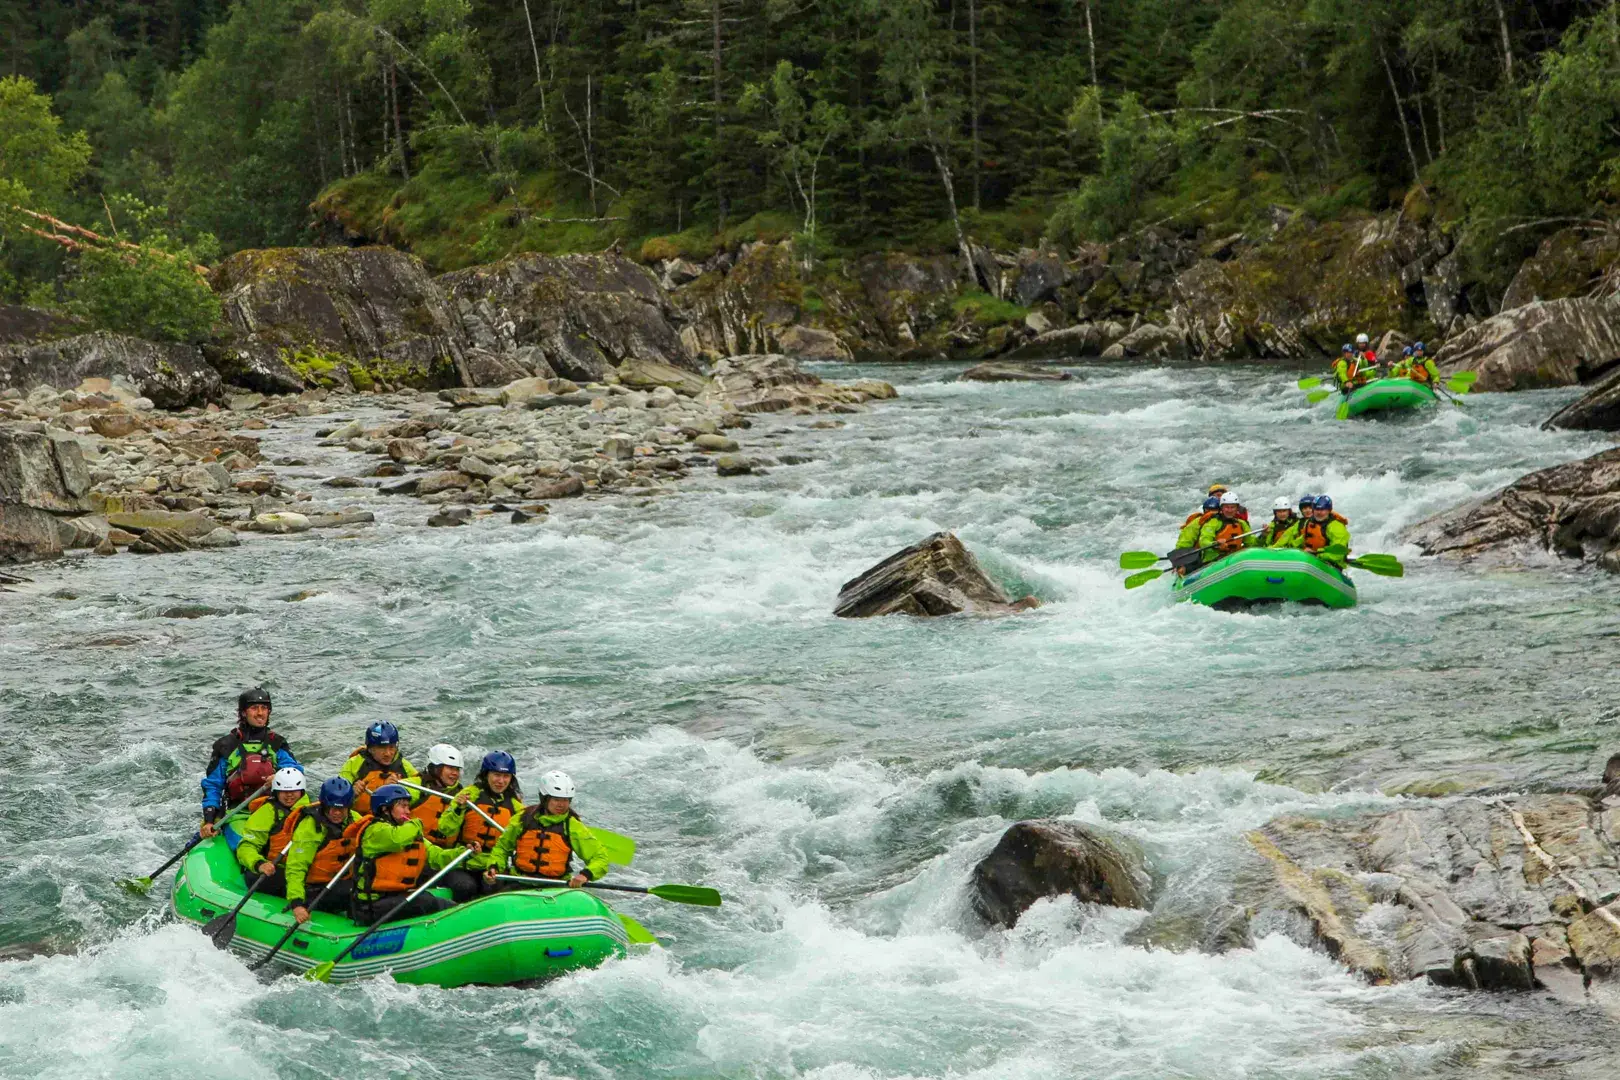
[951,290,1030,327]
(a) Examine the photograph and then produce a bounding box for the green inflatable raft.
[1172,547,1356,609]
[1340,377,1437,418]
[172,837,632,985]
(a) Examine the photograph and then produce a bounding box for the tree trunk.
[1083,0,1101,123]
[521,0,546,123]
[968,0,980,210]
[389,60,410,180]
[711,0,727,228]
[1493,0,1514,85]
[1378,43,1426,195]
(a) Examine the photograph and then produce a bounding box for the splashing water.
[3,364,1617,1078]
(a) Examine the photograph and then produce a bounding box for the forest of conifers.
[3,0,1620,303]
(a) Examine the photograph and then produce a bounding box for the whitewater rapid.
[3,363,1617,1078]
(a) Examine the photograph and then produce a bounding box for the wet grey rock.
[426,506,471,527]
[693,433,738,452]
[0,332,221,408]
[714,455,752,477]
[194,527,241,548]
[1435,296,1620,390]
[958,363,1074,383]
[1543,365,1620,432]
[1009,250,1067,308]
[129,527,193,554]
[205,342,305,396]
[527,476,584,500]
[971,820,1151,928]
[0,303,81,345]
[834,532,1041,618]
[0,502,62,563]
[305,509,374,529]
[1005,323,1119,361]
[416,471,471,495]
[106,509,217,538]
[1406,446,1620,571]
[0,428,91,514]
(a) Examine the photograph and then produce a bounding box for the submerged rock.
[833,532,1040,618]
[1406,447,1620,571]
[957,362,1075,383]
[971,820,1151,928]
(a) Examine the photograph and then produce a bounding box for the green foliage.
[1047,93,1175,243]
[951,290,1029,327]
[0,75,91,208]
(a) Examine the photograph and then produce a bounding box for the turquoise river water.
[2,363,1619,1078]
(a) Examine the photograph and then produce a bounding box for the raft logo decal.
[350,927,408,960]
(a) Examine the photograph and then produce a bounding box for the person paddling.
[1404,341,1439,385]
[351,784,472,925]
[235,767,309,895]
[1259,497,1302,548]
[1333,345,1370,394]
[285,777,364,923]
[481,771,608,892]
[1299,495,1351,566]
[1197,492,1252,563]
[435,751,524,901]
[338,722,421,816]
[200,687,300,840]
[1174,495,1222,571]
[410,744,467,841]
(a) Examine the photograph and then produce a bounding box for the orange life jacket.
[1407,359,1433,384]
[350,749,408,816]
[307,814,369,885]
[512,809,575,879]
[409,780,459,840]
[460,788,520,850]
[357,819,427,895]
[246,795,303,862]
[1212,517,1251,555]
[1299,512,1349,552]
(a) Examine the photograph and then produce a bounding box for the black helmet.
[238,686,273,721]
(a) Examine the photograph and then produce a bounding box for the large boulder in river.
[833,532,1038,617]
[1406,447,1620,571]
[707,354,895,415]
[1434,296,1620,390]
[1543,365,1620,431]
[971,820,1150,928]
[439,250,692,383]
[957,362,1074,383]
[0,425,94,563]
[0,332,220,408]
[212,247,471,389]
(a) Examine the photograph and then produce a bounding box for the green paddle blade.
[118,876,154,896]
[1348,555,1404,577]
[1443,381,1473,396]
[305,961,336,983]
[647,884,722,907]
[1318,544,1349,562]
[1124,568,1166,590]
[619,914,660,944]
[1447,370,1478,386]
[1119,551,1162,569]
[1335,400,1351,421]
[1297,377,1322,390]
[1305,390,1332,405]
[593,828,635,866]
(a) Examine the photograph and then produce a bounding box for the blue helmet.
[319,776,355,808]
[1202,495,1221,511]
[481,750,517,774]
[1402,346,1413,357]
[1298,493,1315,508]
[365,721,400,747]
[1413,341,1426,352]
[1341,344,1353,354]
[1312,495,1333,510]
[370,783,411,812]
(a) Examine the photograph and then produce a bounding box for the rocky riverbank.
[0,354,894,569]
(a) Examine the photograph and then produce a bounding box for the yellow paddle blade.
[1119,551,1162,569]
[1297,377,1322,390]
[1124,568,1165,589]
[305,961,336,983]
[619,914,659,945]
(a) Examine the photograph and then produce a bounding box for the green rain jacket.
[434,785,525,871]
[1174,510,1211,551]
[487,811,610,882]
[1259,517,1301,548]
[283,808,361,904]
[235,794,310,871]
[1196,512,1254,563]
[1303,517,1352,566]
[336,751,421,793]
[355,817,466,901]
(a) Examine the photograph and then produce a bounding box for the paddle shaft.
[249,854,358,971]
[321,847,473,974]
[396,779,635,866]
[132,781,272,887]
[397,779,506,835]
[495,873,643,895]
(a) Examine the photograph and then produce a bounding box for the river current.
[3,363,1618,1078]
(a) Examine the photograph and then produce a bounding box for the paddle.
[1120,531,1259,575]
[1306,389,1332,405]
[304,847,474,983]
[1335,399,1352,420]
[205,843,289,949]
[493,873,722,908]
[119,782,272,896]
[1297,376,1323,390]
[1316,544,1405,577]
[618,914,660,945]
[248,854,358,972]
[1124,567,1168,589]
[396,779,636,865]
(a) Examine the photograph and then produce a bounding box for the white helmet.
[1272,496,1291,511]
[538,770,577,799]
[1219,492,1241,506]
[272,767,305,792]
[427,743,463,769]
[1355,333,1370,345]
